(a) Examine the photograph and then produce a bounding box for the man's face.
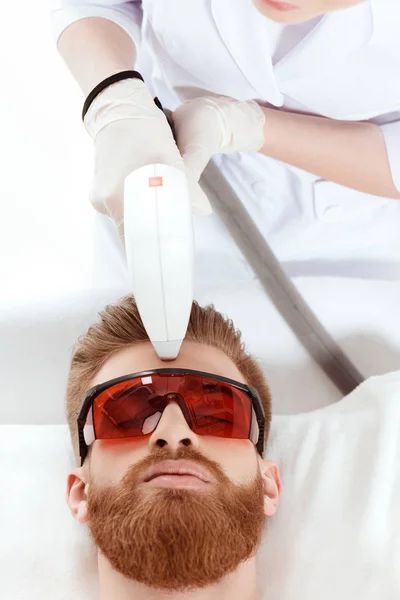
[67,341,281,592]
[252,0,366,24]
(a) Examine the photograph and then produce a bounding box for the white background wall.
[0,1,94,302]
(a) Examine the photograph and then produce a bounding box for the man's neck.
[98,554,260,600]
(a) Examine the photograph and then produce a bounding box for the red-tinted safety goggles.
[77,369,266,465]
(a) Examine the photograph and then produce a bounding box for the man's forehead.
[90,341,246,388]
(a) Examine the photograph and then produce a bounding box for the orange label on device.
[148,176,163,187]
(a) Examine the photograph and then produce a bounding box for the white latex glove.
[84,78,212,240]
[172,95,266,184]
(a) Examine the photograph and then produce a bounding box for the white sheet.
[1,371,399,599]
[258,370,400,600]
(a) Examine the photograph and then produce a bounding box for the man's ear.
[259,460,282,517]
[66,467,90,524]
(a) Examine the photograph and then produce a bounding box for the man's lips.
[142,459,213,484]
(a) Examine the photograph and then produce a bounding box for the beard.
[86,445,265,592]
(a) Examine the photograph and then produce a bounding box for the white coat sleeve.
[49,1,143,48]
[380,112,400,193]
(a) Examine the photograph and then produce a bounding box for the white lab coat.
[50,1,400,411]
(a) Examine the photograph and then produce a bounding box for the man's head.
[253,0,366,24]
[66,296,281,592]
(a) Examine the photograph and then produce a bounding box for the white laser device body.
[124,164,194,360]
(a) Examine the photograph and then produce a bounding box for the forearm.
[57,17,136,96]
[261,108,400,199]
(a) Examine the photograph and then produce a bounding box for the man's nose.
[148,400,200,452]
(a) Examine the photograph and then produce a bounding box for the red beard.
[86,445,265,592]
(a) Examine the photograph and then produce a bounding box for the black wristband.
[82,70,145,121]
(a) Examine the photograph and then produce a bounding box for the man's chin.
[86,474,265,591]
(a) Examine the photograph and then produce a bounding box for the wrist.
[84,77,158,138]
[243,100,266,152]
[258,107,285,156]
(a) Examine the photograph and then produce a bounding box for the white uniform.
[50,1,400,412]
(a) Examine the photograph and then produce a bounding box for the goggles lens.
[85,372,259,446]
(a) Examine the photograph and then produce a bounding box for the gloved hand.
[172,95,266,185]
[84,78,212,241]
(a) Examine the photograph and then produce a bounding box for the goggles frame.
[77,368,266,465]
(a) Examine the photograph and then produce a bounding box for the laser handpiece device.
[123,163,194,360]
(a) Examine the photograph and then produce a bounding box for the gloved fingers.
[114,215,126,247]
[173,99,222,180]
[179,143,215,186]
[95,119,185,172]
[89,174,123,220]
[89,179,126,247]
